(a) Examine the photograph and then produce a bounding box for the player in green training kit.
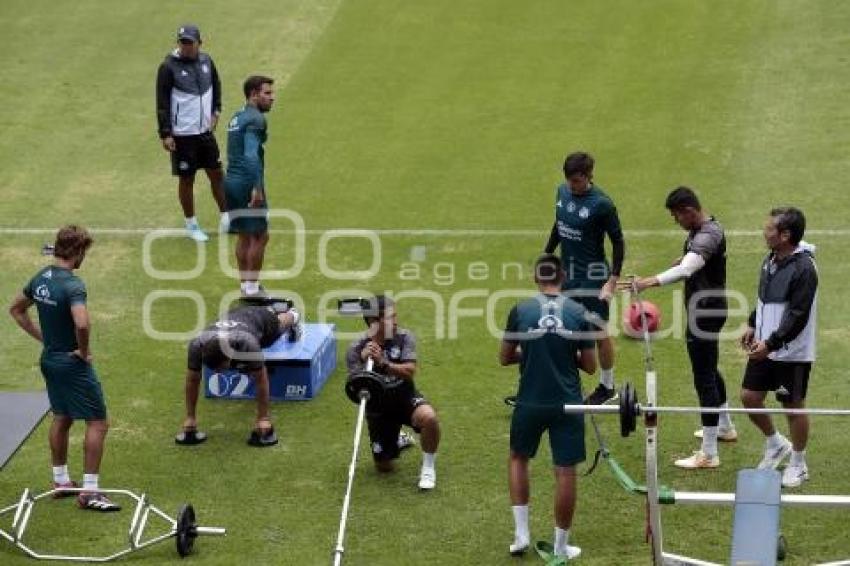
[9,226,120,512]
[544,151,624,405]
[500,254,597,559]
[224,75,275,297]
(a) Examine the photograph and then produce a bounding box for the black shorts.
[367,390,429,462]
[742,358,811,403]
[170,133,221,177]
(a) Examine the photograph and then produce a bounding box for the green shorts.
[40,353,107,421]
[225,176,268,234]
[563,280,610,322]
[510,406,585,467]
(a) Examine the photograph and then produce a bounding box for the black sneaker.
[584,384,618,405]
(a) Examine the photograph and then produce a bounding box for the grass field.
[2,1,850,564]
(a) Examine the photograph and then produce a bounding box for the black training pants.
[685,316,727,427]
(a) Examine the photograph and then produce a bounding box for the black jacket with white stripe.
[748,242,818,362]
[156,50,221,138]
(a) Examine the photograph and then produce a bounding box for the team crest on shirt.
[388,345,401,360]
[43,269,52,279]
[578,206,589,219]
[179,161,189,170]
[567,202,576,213]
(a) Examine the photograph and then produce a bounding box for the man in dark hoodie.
[741,207,817,488]
[156,24,228,242]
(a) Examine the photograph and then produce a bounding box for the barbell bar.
[560,383,850,437]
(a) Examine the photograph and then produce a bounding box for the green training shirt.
[23,266,87,353]
[504,293,595,406]
[553,184,623,283]
[225,105,267,189]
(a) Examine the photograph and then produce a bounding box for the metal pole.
[560,404,850,417]
[333,361,371,566]
[672,491,850,507]
[627,278,665,565]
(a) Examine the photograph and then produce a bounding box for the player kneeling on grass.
[176,303,301,447]
[9,226,120,512]
[345,296,440,490]
[500,254,598,559]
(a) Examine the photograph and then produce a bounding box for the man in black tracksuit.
[156,24,227,242]
[741,207,817,488]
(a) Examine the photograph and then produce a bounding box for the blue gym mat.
[0,391,50,470]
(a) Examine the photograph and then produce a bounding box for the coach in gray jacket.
[741,207,817,488]
[156,24,227,242]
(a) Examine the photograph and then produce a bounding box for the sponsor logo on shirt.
[556,221,583,241]
[34,284,57,306]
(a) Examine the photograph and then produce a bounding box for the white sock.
[512,505,529,544]
[240,281,249,293]
[83,473,98,491]
[243,281,260,295]
[185,216,198,227]
[766,432,786,450]
[52,465,70,484]
[554,526,570,555]
[701,426,718,457]
[719,402,734,429]
[422,452,436,470]
[790,450,806,465]
[600,368,614,389]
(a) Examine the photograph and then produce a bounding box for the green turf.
[2,1,850,565]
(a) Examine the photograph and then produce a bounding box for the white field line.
[2,228,850,237]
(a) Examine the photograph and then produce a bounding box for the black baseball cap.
[177,24,201,43]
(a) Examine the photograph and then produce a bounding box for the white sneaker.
[509,538,529,556]
[397,430,415,450]
[186,223,209,242]
[674,450,720,469]
[555,544,582,560]
[758,438,792,470]
[219,212,231,233]
[418,467,436,490]
[781,461,809,488]
[694,427,738,442]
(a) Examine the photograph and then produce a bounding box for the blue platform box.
[203,323,336,401]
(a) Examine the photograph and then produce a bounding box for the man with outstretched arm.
[629,187,734,469]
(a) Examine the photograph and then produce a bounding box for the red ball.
[623,301,661,338]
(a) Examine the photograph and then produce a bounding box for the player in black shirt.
[630,187,734,469]
[176,303,300,447]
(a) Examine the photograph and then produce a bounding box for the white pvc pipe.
[673,491,850,507]
[333,395,368,566]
